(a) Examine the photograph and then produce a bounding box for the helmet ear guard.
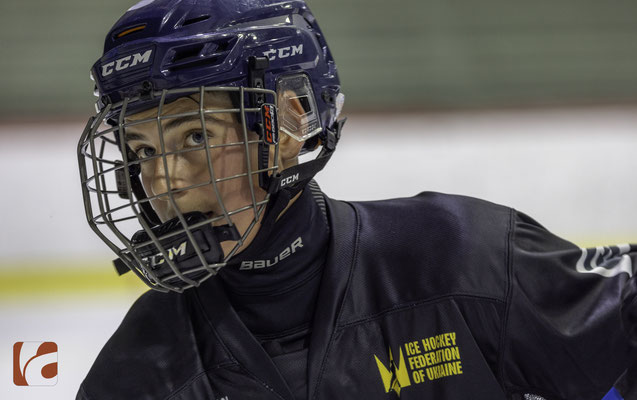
[276,73,322,143]
[258,71,346,195]
[248,57,337,194]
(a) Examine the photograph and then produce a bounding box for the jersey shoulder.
[335,192,513,322]
[79,289,229,399]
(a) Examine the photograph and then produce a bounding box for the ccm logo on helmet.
[101,49,153,77]
[263,44,303,61]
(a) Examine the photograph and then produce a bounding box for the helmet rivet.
[141,80,153,92]
[322,91,334,104]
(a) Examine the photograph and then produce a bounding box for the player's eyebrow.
[125,114,227,141]
[124,132,147,142]
[163,115,216,132]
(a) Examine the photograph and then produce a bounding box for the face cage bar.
[77,86,279,293]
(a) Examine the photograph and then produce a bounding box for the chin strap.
[267,117,346,195]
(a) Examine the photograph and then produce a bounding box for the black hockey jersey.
[77,192,636,400]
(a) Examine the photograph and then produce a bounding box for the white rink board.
[0,107,635,261]
[0,107,636,399]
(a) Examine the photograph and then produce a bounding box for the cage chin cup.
[113,212,240,289]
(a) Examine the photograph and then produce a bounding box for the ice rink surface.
[1,107,636,399]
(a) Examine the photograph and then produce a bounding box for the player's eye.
[135,146,156,159]
[185,131,206,147]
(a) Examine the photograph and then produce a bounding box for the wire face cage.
[77,86,279,293]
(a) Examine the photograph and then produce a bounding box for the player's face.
[124,93,265,254]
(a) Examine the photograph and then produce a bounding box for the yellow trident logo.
[374,346,411,397]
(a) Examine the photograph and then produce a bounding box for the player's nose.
[149,152,189,199]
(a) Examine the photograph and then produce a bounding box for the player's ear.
[279,130,304,165]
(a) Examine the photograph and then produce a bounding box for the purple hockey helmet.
[77,0,344,293]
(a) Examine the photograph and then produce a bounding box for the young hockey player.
[77,0,636,398]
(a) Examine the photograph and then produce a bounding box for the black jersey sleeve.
[503,211,636,400]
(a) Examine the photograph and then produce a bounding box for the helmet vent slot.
[114,24,147,40]
[215,40,232,53]
[166,37,237,72]
[172,44,205,63]
[182,15,210,27]
[168,56,221,72]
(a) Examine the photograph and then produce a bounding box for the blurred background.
[1,0,636,398]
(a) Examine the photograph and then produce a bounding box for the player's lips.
[169,188,189,198]
[155,187,192,201]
